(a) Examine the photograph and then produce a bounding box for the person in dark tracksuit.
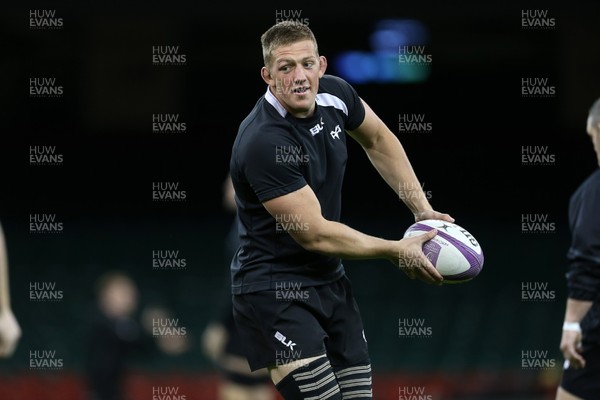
[556,97,600,400]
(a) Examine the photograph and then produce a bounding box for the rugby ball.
[403,219,484,283]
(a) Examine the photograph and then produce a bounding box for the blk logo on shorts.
[274,331,297,350]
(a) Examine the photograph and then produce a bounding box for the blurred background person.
[83,270,189,400]
[83,270,149,400]
[0,220,21,358]
[201,174,275,400]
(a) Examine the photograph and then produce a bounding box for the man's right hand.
[396,228,443,285]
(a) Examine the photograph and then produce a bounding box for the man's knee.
[556,386,584,400]
[269,354,325,385]
[271,356,342,400]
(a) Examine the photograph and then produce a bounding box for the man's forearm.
[564,298,593,323]
[363,131,432,215]
[293,219,397,261]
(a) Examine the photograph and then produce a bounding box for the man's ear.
[261,67,272,85]
[318,56,327,78]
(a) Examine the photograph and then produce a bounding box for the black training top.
[566,167,600,346]
[229,74,366,294]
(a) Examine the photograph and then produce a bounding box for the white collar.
[264,86,288,118]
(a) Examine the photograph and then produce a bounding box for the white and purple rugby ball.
[403,219,484,283]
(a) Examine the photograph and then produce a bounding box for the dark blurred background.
[1,1,600,399]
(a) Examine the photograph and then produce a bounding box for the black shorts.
[212,298,272,385]
[232,274,370,371]
[560,344,600,399]
[220,301,248,358]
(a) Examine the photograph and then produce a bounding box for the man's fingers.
[415,210,455,223]
[416,230,443,284]
[418,228,437,241]
[569,353,586,369]
[419,260,444,285]
[399,229,444,284]
[572,345,586,368]
[440,214,455,223]
[563,343,586,369]
[406,251,442,285]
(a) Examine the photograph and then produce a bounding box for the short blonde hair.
[261,20,319,68]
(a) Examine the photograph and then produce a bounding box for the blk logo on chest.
[309,118,324,136]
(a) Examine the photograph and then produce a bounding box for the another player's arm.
[0,222,21,358]
[347,99,454,223]
[262,185,443,284]
[222,174,237,213]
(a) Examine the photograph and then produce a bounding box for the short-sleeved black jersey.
[229,74,366,294]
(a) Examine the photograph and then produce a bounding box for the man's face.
[262,39,327,118]
[101,278,138,318]
[586,115,600,166]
